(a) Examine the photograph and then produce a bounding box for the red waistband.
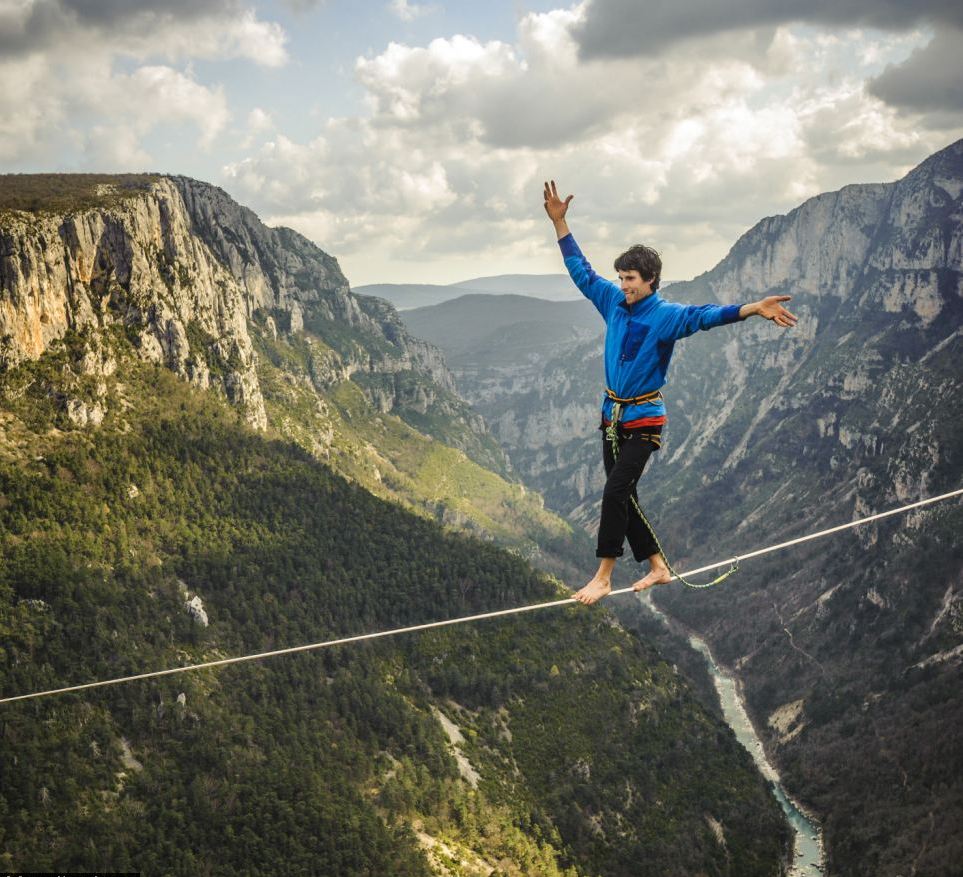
[603,415,666,428]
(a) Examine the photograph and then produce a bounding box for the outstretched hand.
[755,295,798,328]
[543,179,573,223]
[739,295,797,326]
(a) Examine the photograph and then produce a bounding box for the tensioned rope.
[1,488,960,706]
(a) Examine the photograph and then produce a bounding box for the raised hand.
[543,179,573,223]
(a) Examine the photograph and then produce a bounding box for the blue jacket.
[559,233,744,424]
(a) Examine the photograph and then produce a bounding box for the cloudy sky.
[2,0,962,285]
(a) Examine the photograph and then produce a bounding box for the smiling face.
[618,269,655,306]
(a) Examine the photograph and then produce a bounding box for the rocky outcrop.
[171,176,347,315]
[353,294,456,393]
[625,144,963,876]
[0,177,269,427]
[171,177,464,413]
[0,176,487,446]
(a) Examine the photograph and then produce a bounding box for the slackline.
[1,487,961,706]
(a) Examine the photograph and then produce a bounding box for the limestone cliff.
[398,139,963,877]
[1,176,281,428]
[172,177,458,397]
[0,175,483,450]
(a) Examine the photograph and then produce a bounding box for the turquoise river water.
[641,596,825,875]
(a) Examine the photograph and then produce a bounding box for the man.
[543,179,797,605]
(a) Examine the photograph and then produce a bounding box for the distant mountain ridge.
[402,293,601,367]
[355,273,582,310]
[448,273,582,298]
[355,282,481,310]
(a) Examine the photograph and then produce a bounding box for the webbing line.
[1,488,960,706]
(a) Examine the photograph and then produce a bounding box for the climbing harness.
[0,488,960,706]
[604,388,663,406]
[605,395,738,589]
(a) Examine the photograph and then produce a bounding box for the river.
[640,596,825,876]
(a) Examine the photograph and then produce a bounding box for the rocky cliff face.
[0,177,269,426]
[468,336,606,526]
[172,176,459,398]
[644,136,963,871]
[398,140,963,876]
[0,175,484,450]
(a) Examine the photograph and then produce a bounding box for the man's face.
[618,270,654,306]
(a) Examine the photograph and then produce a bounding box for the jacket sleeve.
[558,233,620,318]
[659,301,744,341]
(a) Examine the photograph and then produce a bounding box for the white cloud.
[127,66,229,147]
[0,53,63,163]
[355,35,520,128]
[224,15,962,286]
[240,107,275,148]
[388,0,433,22]
[0,1,285,167]
[121,8,288,68]
[83,125,152,170]
[0,49,230,168]
[0,1,288,67]
[247,108,273,132]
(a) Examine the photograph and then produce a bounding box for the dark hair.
[614,245,662,291]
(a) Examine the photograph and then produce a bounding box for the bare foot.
[574,576,612,605]
[632,561,672,592]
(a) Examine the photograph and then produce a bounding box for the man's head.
[614,244,662,306]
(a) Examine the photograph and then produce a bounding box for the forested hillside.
[0,172,588,581]
[0,336,788,875]
[0,176,789,875]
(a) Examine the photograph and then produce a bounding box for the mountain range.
[0,172,787,875]
[355,274,582,311]
[402,294,600,369]
[5,135,961,875]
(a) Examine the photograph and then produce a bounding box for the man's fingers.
[767,302,798,328]
[565,194,574,206]
[551,179,558,198]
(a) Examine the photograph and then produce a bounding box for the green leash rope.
[606,401,739,590]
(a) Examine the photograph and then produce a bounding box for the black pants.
[596,430,660,562]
